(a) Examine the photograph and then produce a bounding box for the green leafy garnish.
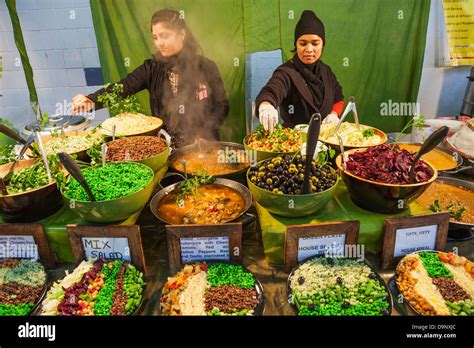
[362,128,375,138]
[97,83,142,116]
[429,199,466,221]
[316,146,336,167]
[175,169,215,205]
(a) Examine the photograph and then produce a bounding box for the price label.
[82,237,131,261]
[297,234,346,262]
[180,236,230,263]
[0,235,38,260]
[393,225,437,257]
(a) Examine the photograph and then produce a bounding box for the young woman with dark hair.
[71,9,229,147]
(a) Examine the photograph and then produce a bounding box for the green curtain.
[90,0,430,140]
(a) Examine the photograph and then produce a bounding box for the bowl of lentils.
[61,162,154,222]
[247,154,339,217]
[105,136,169,172]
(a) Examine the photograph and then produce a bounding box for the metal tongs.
[332,96,360,137]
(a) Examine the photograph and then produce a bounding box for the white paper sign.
[297,234,346,262]
[393,224,437,257]
[82,237,131,261]
[180,236,230,263]
[0,235,38,260]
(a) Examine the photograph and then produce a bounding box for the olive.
[308,303,315,310]
[368,272,377,280]
[259,165,266,172]
[327,258,334,266]
[336,277,343,286]
[266,178,273,185]
[297,276,305,285]
[288,179,294,185]
[342,301,351,309]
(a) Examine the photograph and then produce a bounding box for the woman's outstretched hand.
[71,94,94,115]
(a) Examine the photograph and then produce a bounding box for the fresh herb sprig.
[175,170,215,205]
[429,199,466,221]
[392,114,425,149]
[97,83,142,116]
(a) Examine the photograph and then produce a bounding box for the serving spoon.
[58,152,96,202]
[301,113,321,194]
[408,126,450,184]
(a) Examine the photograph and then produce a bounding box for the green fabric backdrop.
[90,0,430,141]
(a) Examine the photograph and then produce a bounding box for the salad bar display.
[0,93,471,320]
[396,251,473,316]
[288,257,392,316]
[160,262,263,316]
[0,259,47,316]
[40,259,145,316]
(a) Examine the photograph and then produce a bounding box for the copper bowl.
[0,160,66,222]
[335,148,438,214]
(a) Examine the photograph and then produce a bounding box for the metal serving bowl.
[246,161,339,218]
[60,162,155,223]
[0,160,66,222]
[336,148,438,214]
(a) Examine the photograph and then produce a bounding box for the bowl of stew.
[150,178,252,225]
[168,141,252,184]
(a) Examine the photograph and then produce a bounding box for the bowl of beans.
[105,136,169,172]
[61,162,155,222]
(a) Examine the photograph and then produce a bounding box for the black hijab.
[293,54,337,118]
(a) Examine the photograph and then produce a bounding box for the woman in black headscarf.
[71,9,229,147]
[256,10,344,130]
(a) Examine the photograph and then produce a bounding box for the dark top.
[255,59,343,128]
[87,55,229,147]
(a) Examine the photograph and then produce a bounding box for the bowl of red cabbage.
[336,144,438,214]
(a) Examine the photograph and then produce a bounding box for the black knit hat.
[294,10,325,45]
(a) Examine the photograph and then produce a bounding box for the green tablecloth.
[256,181,431,265]
[1,165,168,263]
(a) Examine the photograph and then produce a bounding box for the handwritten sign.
[0,224,56,268]
[0,235,38,260]
[180,236,230,263]
[82,237,131,261]
[297,234,346,262]
[393,225,437,257]
[67,225,146,273]
[381,212,450,269]
[166,223,243,274]
[285,221,360,272]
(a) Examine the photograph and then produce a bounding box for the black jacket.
[255,59,343,128]
[88,55,229,146]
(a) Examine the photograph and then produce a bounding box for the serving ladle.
[408,126,450,184]
[301,113,321,194]
[58,152,96,202]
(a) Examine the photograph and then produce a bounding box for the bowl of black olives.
[247,154,339,217]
